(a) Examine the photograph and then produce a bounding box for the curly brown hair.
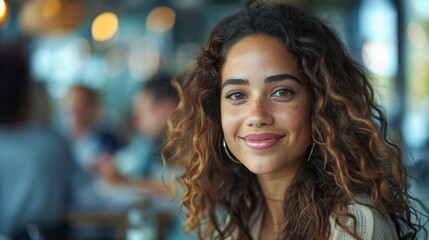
[162,1,427,239]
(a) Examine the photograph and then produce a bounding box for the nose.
[245,97,274,128]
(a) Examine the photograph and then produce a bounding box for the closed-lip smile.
[241,133,285,150]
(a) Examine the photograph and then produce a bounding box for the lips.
[241,133,284,150]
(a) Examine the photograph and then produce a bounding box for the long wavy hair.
[162,1,427,239]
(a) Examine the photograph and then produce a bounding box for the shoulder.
[34,125,71,148]
[0,123,66,145]
[330,197,398,240]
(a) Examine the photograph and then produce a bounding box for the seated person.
[94,74,186,239]
[94,74,178,196]
[60,84,127,212]
[62,85,120,171]
[0,40,75,240]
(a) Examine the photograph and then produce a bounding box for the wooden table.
[67,211,128,240]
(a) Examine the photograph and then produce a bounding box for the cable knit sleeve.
[329,201,399,240]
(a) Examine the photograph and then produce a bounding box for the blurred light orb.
[42,0,62,19]
[62,37,90,71]
[146,6,176,33]
[0,0,6,16]
[0,0,8,25]
[129,38,160,81]
[410,0,429,19]
[362,41,391,76]
[19,0,84,35]
[92,12,119,42]
[103,49,127,78]
[407,21,427,49]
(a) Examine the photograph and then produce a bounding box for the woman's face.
[220,34,312,177]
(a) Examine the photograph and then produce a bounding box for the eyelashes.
[272,88,295,98]
[224,88,296,103]
[225,92,247,101]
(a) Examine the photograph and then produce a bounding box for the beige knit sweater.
[225,195,399,240]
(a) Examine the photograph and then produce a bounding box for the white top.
[226,196,399,240]
[328,200,398,240]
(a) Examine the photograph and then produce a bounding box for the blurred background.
[0,0,428,239]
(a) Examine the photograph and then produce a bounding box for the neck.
[257,169,298,225]
[258,178,285,225]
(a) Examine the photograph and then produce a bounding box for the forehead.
[221,34,302,82]
[134,90,155,106]
[227,34,287,56]
[68,87,96,101]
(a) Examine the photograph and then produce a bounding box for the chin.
[246,167,279,175]
[246,167,271,175]
[239,154,300,176]
[241,159,278,175]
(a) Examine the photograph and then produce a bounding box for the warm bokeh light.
[92,12,119,42]
[0,0,8,25]
[0,0,6,16]
[19,0,84,35]
[42,0,62,19]
[407,21,427,49]
[146,6,176,33]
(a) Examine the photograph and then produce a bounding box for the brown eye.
[226,92,247,101]
[272,89,294,98]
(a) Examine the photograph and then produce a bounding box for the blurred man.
[64,85,119,171]
[59,84,135,215]
[94,74,178,195]
[94,74,184,239]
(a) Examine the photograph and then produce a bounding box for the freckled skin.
[220,34,312,179]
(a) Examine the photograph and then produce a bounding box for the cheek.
[221,103,239,137]
[277,104,311,135]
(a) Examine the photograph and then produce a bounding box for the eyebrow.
[221,74,301,89]
[221,79,249,89]
[265,74,300,84]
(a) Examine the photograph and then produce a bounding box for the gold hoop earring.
[223,139,241,164]
[306,142,315,162]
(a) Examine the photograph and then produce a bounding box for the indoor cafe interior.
[0,0,428,239]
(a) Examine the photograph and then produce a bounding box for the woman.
[163,1,427,239]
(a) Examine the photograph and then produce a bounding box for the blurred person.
[63,85,120,171]
[94,74,178,196]
[0,39,75,239]
[60,79,136,240]
[59,84,140,217]
[94,74,186,239]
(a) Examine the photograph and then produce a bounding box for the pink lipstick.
[242,133,284,150]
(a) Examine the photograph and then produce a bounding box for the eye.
[226,92,247,101]
[272,88,295,98]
